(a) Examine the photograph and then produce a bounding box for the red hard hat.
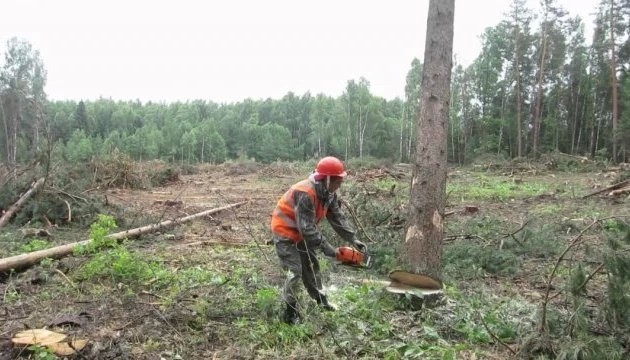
[315,156,347,178]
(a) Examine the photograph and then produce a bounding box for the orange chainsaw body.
[336,246,372,268]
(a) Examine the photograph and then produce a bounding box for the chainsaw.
[335,246,373,268]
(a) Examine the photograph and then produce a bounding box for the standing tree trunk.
[201,136,205,163]
[533,29,548,157]
[404,0,454,280]
[407,110,414,161]
[399,105,405,162]
[590,92,598,157]
[358,105,369,158]
[1,92,20,175]
[514,42,524,158]
[609,0,619,163]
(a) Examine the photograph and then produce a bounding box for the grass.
[447,177,551,202]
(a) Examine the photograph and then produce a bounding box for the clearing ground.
[0,161,628,359]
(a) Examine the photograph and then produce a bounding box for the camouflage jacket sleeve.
[325,193,356,244]
[293,190,324,249]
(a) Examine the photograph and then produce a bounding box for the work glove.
[321,240,338,258]
[352,239,367,253]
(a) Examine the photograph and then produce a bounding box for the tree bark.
[0,177,46,228]
[512,24,523,158]
[533,27,548,157]
[0,201,248,273]
[404,0,454,280]
[609,0,619,163]
[582,179,629,199]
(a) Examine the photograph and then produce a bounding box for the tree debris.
[582,179,630,198]
[12,329,87,356]
[0,177,45,228]
[0,201,248,273]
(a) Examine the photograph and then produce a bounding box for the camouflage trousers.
[273,234,326,306]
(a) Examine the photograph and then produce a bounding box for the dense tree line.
[1,0,629,168]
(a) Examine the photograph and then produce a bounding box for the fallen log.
[0,201,248,273]
[609,186,630,196]
[169,240,252,249]
[0,177,46,228]
[582,179,630,199]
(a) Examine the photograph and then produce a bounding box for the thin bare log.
[609,186,630,196]
[0,201,248,273]
[0,177,45,228]
[501,220,529,248]
[477,312,517,355]
[169,240,251,249]
[582,179,630,199]
[63,200,71,223]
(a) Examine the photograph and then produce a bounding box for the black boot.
[283,303,301,325]
[317,295,337,312]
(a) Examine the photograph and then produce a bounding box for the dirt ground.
[0,162,628,359]
[102,163,299,244]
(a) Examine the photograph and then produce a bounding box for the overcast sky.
[1,0,598,104]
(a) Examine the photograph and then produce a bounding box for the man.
[271,156,366,325]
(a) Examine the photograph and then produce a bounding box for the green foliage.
[603,224,630,330]
[4,10,630,167]
[150,166,181,186]
[26,345,58,360]
[568,263,587,297]
[20,238,50,252]
[76,245,171,287]
[64,129,95,162]
[73,214,171,287]
[237,319,314,350]
[75,214,118,255]
[443,243,520,279]
[374,177,400,192]
[530,203,565,216]
[256,287,280,319]
[204,130,228,163]
[243,123,294,163]
[511,224,564,259]
[346,156,393,170]
[555,336,626,360]
[448,175,549,201]
[525,220,630,359]
[4,286,20,303]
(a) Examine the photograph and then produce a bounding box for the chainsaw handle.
[352,239,367,253]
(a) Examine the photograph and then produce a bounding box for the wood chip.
[47,339,88,356]
[12,329,67,346]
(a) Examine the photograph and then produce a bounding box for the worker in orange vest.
[271,156,366,325]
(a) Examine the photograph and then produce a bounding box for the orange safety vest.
[271,179,328,242]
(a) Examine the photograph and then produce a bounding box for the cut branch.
[539,219,599,333]
[582,179,630,198]
[0,201,248,273]
[0,177,45,228]
[609,186,630,196]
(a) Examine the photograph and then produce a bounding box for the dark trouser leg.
[274,236,303,323]
[274,236,302,306]
[297,241,326,303]
[297,242,335,311]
